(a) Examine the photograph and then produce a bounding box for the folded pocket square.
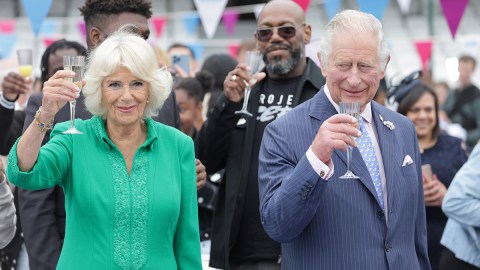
[402,155,413,166]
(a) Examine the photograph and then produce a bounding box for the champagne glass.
[62,55,85,134]
[339,102,361,179]
[235,51,263,117]
[16,49,33,78]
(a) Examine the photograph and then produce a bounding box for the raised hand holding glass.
[235,51,263,117]
[339,102,361,179]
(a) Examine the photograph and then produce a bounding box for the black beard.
[264,46,303,75]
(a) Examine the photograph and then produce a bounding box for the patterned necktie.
[356,117,384,210]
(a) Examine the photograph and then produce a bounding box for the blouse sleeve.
[7,122,72,190]
[442,144,480,227]
[173,137,202,269]
[0,178,16,248]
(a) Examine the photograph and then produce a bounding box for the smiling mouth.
[117,105,136,113]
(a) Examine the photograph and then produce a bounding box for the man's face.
[458,58,475,85]
[255,6,309,76]
[321,31,387,110]
[94,12,149,47]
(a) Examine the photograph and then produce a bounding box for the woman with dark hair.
[396,82,468,270]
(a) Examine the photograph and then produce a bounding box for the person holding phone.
[396,78,468,270]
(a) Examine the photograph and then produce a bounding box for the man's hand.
[223,63,266,103]
[310,114,360,164]
[195,159,206,190]
[1,72,32,101]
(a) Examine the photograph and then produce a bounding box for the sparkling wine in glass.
[16,49,33,78]
[235,51,263,117]
[62,56,85,134]
[339,102,361,179]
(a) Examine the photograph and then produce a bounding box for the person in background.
[7,29,201,269]
[374,78,387,106]
[199,54,237,118]
[173,73,212,138]
[443,54,480,150]
[258,9,430,269]
[440,143,480,270]
[196,0,324,268]
[396,82,468,270]
[167,43,198,78]
[0,158,16,249]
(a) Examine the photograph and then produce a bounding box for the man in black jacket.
[196,1,325,269]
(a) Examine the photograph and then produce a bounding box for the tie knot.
[358,116,367,133]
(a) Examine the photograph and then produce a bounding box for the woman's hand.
[423,174,447,207]
[41,70,82,120]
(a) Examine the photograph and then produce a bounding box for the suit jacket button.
[377,210,384,218]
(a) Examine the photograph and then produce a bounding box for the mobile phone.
[421,164,433,181]
[171,54,190,74]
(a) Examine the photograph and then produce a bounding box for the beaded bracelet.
[34,106,54,133]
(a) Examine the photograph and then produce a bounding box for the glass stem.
[241,85,251,111]
[346,145,352,172]
[69,100,76,128]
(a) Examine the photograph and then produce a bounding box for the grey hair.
[83,27,172,118]
[319,10,390,70]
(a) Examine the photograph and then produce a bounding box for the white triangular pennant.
[193,0,228,38]
[397,0,411,14]
[253,4,265,19]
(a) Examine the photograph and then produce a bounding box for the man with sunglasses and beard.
[196,1,325,269]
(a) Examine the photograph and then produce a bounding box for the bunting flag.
[253,4,265,19]
[151,16,167,38]
[222,10,240,36]
[22,0,53,37]
[356,0,389,20]
[324,0,341,20]
[294,0,311,12]
[39,19,57,36]
[414,40,433,71]
[193,0,228,38]
[182,12,200,35]
[440,0,469,39]
[0,19,15,34]
[0,33,17,59]
[77,20,86,40]
[228,43,240,58]
[188,43,205,60]
[43,36,59,47]
[397,0,411,14]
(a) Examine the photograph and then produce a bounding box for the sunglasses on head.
[255,25,303,42]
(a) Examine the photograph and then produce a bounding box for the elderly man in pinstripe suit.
[258,10,431,270]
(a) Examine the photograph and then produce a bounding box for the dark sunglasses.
[255,25,304,42]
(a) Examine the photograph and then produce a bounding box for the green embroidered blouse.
[8,116,202,269]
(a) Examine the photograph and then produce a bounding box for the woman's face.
[102,67,149,128]
[406,92,437,139]
[174,88,201,137]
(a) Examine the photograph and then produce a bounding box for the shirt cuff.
[0,93,16,110]
[306,147,334,180]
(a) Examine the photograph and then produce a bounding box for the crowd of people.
[0,0,479,269]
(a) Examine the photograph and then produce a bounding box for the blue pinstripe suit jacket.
[258,89,431,270]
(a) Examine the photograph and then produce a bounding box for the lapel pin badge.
[379,115,395,131]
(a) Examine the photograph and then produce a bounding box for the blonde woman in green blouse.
[7,29,202,269]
